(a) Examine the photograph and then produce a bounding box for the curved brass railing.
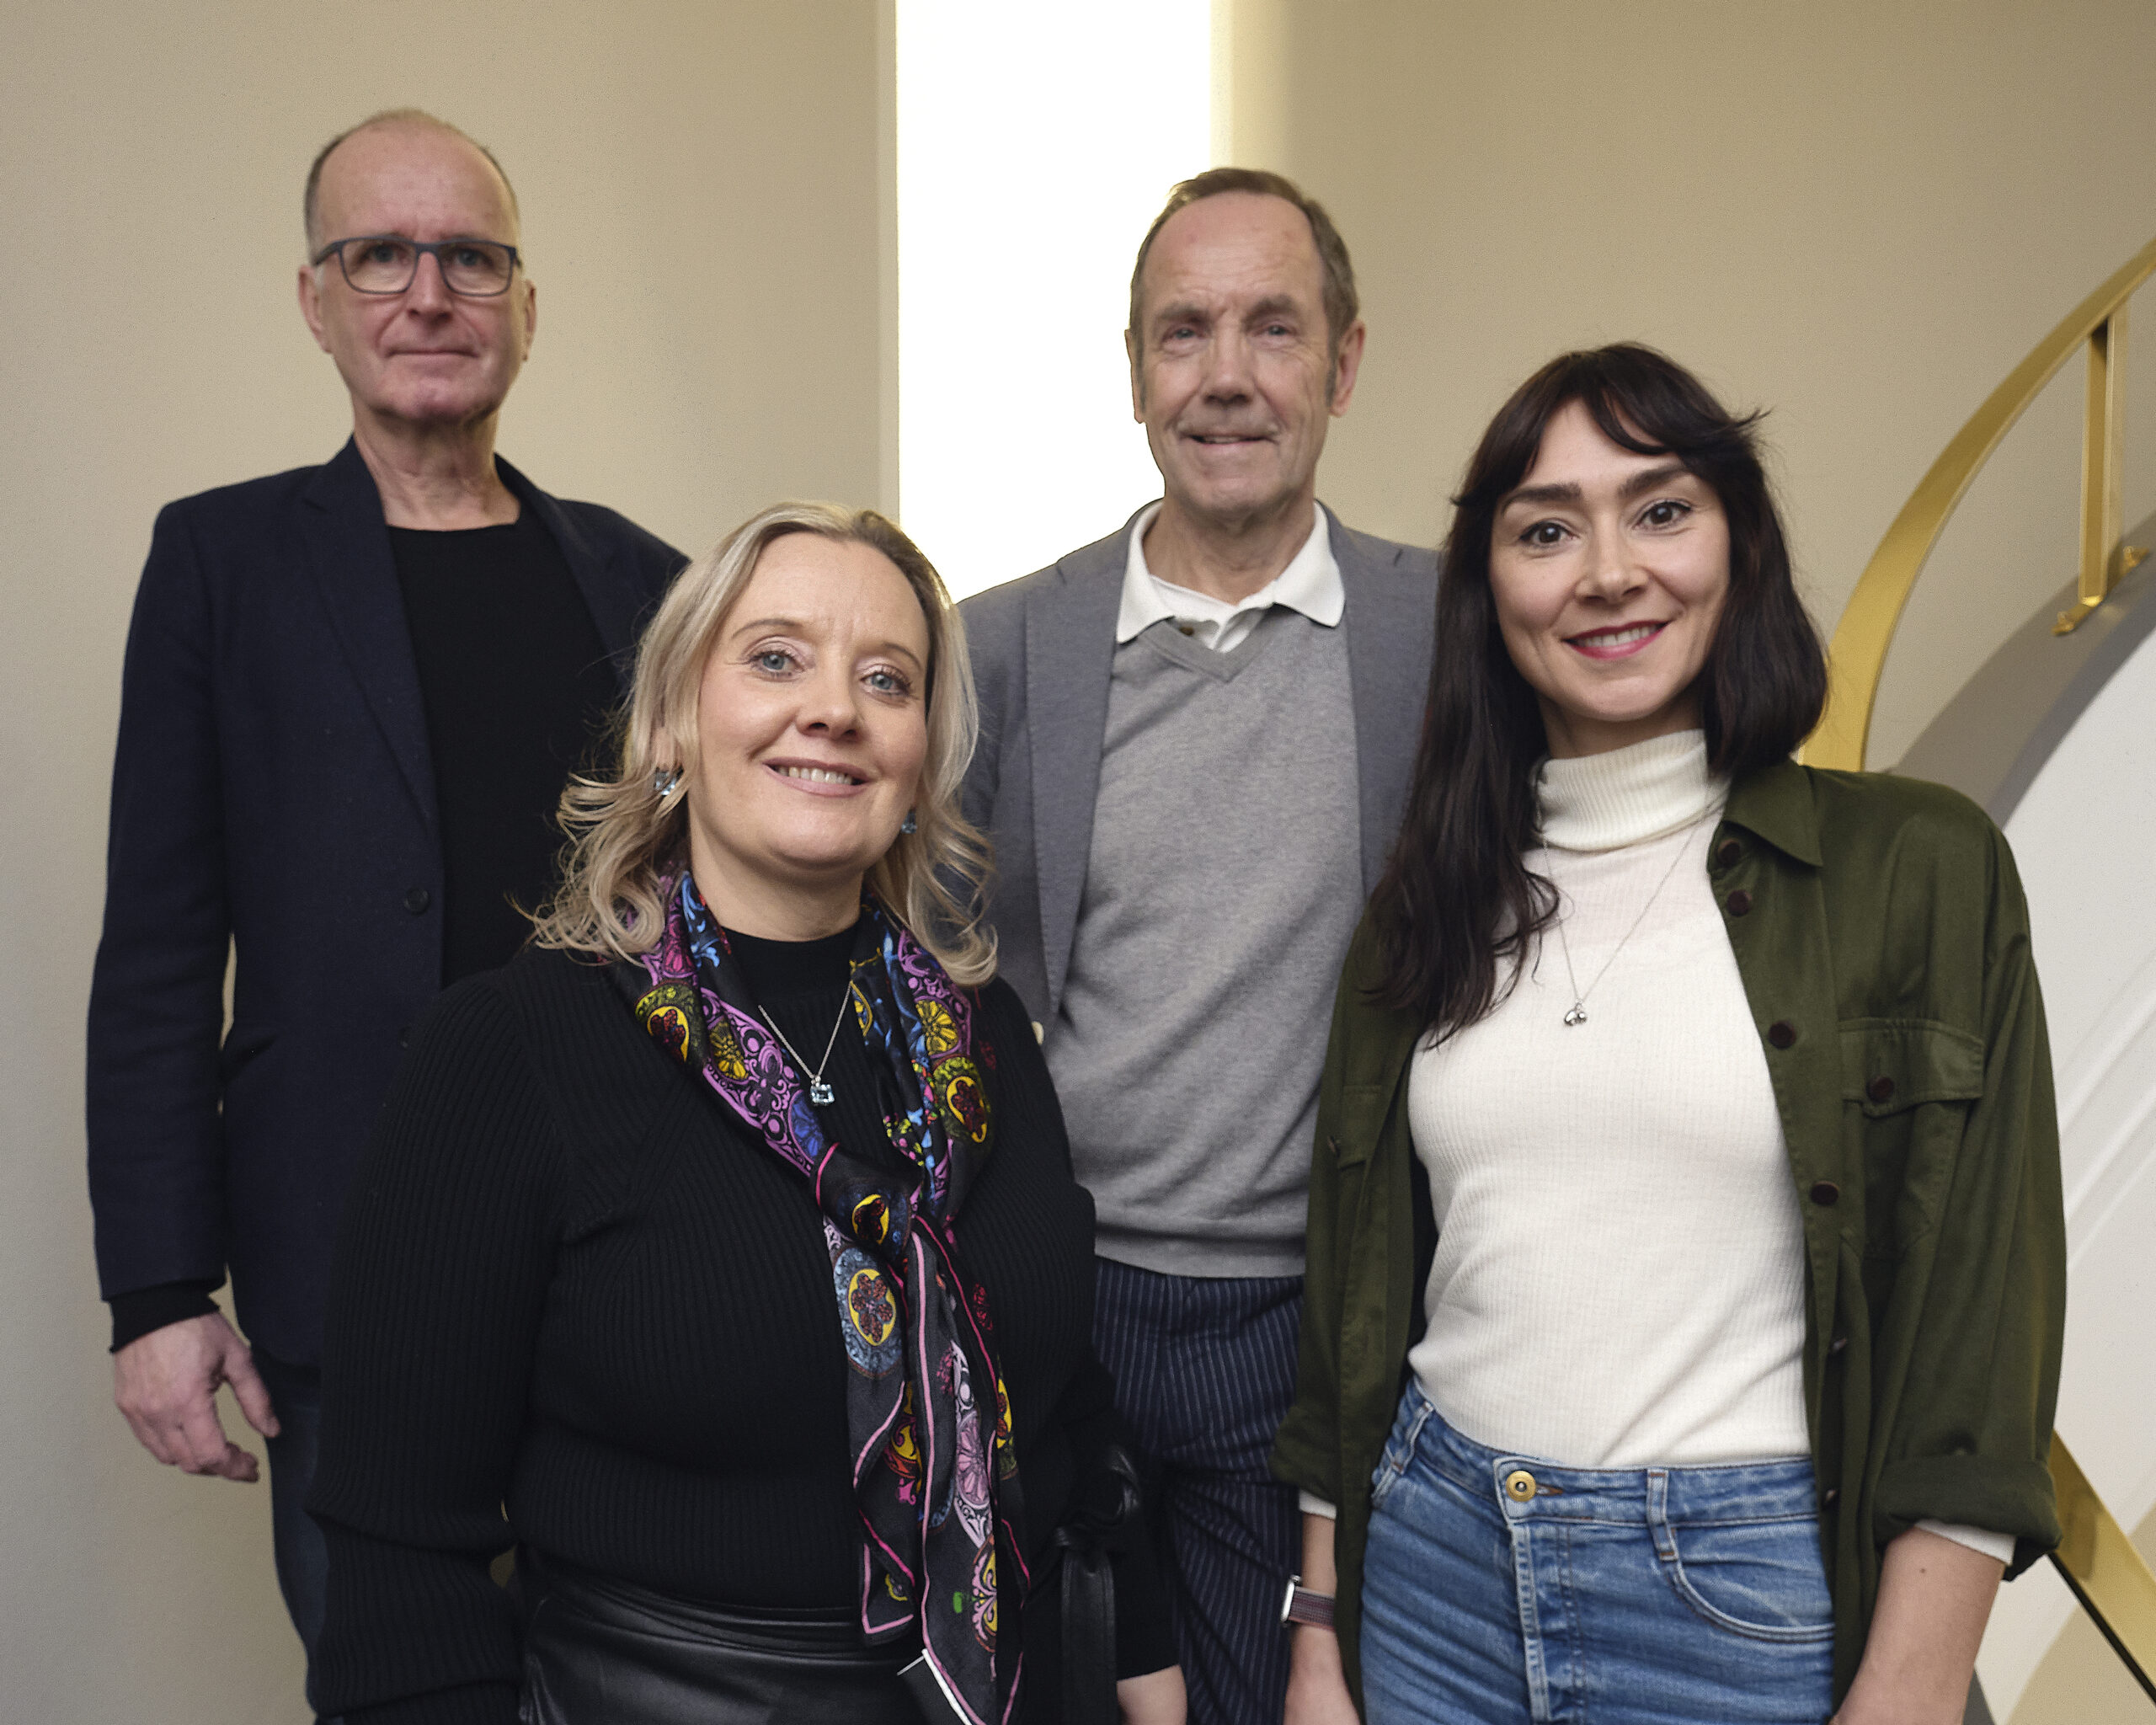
[2051,1438,2156,1701]
[1804,232,2156,771]
[1805,239,2156,1700]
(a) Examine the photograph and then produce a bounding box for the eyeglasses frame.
[310,234,524,298]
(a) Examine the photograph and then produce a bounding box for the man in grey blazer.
[958,168,1435,1724]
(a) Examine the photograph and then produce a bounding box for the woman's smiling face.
[681,531,931,936]
[1488,398,1732,759]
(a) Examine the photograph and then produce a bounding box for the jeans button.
[1503,1468,1537,1503]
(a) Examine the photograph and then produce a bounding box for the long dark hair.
[1370,343,1826,1039]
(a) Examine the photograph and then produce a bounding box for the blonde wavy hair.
[532,502,995,985]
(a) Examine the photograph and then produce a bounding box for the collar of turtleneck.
[1535,729,1726,853]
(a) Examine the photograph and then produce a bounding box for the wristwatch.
[1280,1574,1337,1630]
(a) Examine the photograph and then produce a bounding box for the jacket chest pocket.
[1838,1019,1984,1256]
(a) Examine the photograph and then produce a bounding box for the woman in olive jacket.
[1273,346,2064,1723]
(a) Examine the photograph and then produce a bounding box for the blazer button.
[1715,839,1742,868]
[1725,889,1754,916]
[1866,1075,1896,1104]
[1828,1331,1849,1356]
[1822,1487,1842,1511]
[1768,1020,1797,1049]
[398,1025,412,1049]
[1810,1180,1840,1206]
[404,887,431,915]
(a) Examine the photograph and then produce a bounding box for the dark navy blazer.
[86,439,685,1365]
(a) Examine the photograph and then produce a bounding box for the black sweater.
[309,937,1170,1723]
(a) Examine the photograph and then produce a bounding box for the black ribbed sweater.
[309,934,1169,1723]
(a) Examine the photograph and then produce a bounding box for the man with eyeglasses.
[85,108,682,1710]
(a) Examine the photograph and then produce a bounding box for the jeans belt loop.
[1647,1468,1677,1560]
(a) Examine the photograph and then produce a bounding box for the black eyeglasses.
[312,235,521,296]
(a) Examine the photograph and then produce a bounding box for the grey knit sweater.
[1046,608,1364,1278]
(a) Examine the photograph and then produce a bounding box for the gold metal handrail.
[1803,232,2156,771]
[2050,1436,2156,1701]
[1802,237,2156,1699]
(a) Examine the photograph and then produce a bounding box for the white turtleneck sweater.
[1405,730,1807,1467]
[1308,732,2009,1563]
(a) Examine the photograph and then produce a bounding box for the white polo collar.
[1113,501,1344,646]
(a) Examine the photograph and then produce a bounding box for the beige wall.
[12,2,2156,1719]
[0,3,883,1719]
[1220,0,2156,770]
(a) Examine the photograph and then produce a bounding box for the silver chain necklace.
[760,994,852,1105]
[1543,811,1712,1028]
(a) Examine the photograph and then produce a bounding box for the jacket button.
[1822,1487,1842,1510]
[1715,839,1742,868]
[1810,1180,1840,1206]
[1829,1332,1849,1356]
[1768,1020,1797,1049]
[398,1025,411,1049]
[1725,889,1754,916]
[404,887,431,915]
[1866,1076,1896,1104]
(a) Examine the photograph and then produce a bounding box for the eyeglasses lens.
[339,239,515,296]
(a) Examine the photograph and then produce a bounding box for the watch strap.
[1280,1576,1337,1630]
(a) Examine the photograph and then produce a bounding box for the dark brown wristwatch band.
[1281,1577,1337,1630]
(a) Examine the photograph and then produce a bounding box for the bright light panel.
[896,0,1214,599]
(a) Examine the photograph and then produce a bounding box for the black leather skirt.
[515,1553,926,1725]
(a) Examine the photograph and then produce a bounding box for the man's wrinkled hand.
[113,1311,280,1482]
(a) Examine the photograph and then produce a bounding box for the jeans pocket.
[1368,1391,1433,1515]
[1658,1513,1836,1643]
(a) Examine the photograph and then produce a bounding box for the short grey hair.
[302,108,520,254]
[1127,166,1360,362]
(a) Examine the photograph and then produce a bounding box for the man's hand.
[112,1311,280,1482]
[1116,1664,1187,1724]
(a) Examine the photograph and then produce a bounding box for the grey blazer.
[958,505,1438,1024]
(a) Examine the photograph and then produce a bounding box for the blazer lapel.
[1027,519,1132,1015]
[502,457,643,684]
[1334,515,1436,895]
[301,440,437,831]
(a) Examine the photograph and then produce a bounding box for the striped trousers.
[1092,1258,1303,1725]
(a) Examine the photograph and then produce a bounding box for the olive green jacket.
[1271,761,2066,1707]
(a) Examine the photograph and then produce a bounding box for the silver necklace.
[760,995,851,1104]
[1543,811,1711,1028]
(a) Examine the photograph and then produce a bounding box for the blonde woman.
[307,505,1185,1725]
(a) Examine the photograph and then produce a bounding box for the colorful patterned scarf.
[622,873,1026,1724]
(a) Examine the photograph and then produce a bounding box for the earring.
[900,808,918,836]
[653,766,683,803]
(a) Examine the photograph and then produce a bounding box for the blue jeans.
[255,1350,341,1724]
[1362,1385,1835,1724]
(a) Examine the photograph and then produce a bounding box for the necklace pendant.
[1562,1001,1588,1028]
[808,1077,835,1105]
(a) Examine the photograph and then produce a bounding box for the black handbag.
[1048,1443,1145,1725]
